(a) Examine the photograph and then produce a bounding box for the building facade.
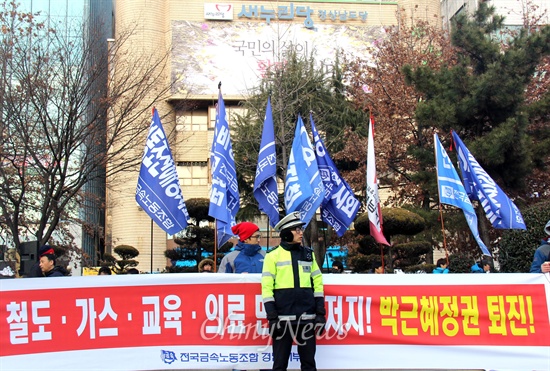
[107,0,441,272]
[6,0,113,268]
[441,0,550,30]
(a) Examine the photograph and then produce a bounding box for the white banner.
[1,273,549,370]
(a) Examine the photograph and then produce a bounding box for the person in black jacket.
[28,245,53,277]
[39,247,68,277]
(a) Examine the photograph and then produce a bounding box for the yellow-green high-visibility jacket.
[261,242,325,322]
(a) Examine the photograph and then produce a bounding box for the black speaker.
[19,260,34,277]
[20,241,39,260]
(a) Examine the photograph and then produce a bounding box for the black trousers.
[272,322,317,371]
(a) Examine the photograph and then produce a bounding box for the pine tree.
[404,2,550,193]
[339,9,457,208]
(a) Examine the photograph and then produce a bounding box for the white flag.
[366,118,390,245]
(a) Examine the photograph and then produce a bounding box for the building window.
[177,162,209,187]
[176,161,207,167]
[176,111,208,132]
[208,105,247,129]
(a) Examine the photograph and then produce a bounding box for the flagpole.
[438,204,450,264]
[150,106,154,274]
[322,223,329,272]
[214,219,218,271]
[379,243,385,273]
[434,134,450,264]
[214,82,220,272]
[266,221,270,252]
[150,219,153,273]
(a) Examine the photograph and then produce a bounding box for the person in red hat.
[218,222,265,273]
[39,247,68,277]
[28,245,54,278]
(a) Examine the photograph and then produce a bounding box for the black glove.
[314,314,326,336]
[269,318,285,338]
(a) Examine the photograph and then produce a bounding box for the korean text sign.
[1,273,549,370]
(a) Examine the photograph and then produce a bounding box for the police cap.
[274,211,305,232]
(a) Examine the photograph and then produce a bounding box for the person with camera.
[261,211,326,371]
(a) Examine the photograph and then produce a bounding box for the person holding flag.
[135,108,189,235]
[254,97,279,228]
[434,133,491,256]
[208,86,240,248]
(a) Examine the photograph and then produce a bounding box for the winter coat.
[261,241,325,324]
[44,266,68,277]
[471,263,484,273]
[530,239,550,273]
[218,242,265,273]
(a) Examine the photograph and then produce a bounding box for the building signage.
[171,21,383,96]
[237,2,368,29]
[204,3,234,20]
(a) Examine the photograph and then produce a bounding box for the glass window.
[208,105,247,129]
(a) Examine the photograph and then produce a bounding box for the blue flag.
[253,97,280,227]
[208,91,240,247]
[284,115,325,227]
[136,109,189,234]
[310,114,359,236]
[434,134,491,256]
[452,131,526,230]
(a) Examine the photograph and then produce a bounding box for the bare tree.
[0,2,173,256]
[340,8,456,208]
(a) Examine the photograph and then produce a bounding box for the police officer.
[261,211,326,371]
